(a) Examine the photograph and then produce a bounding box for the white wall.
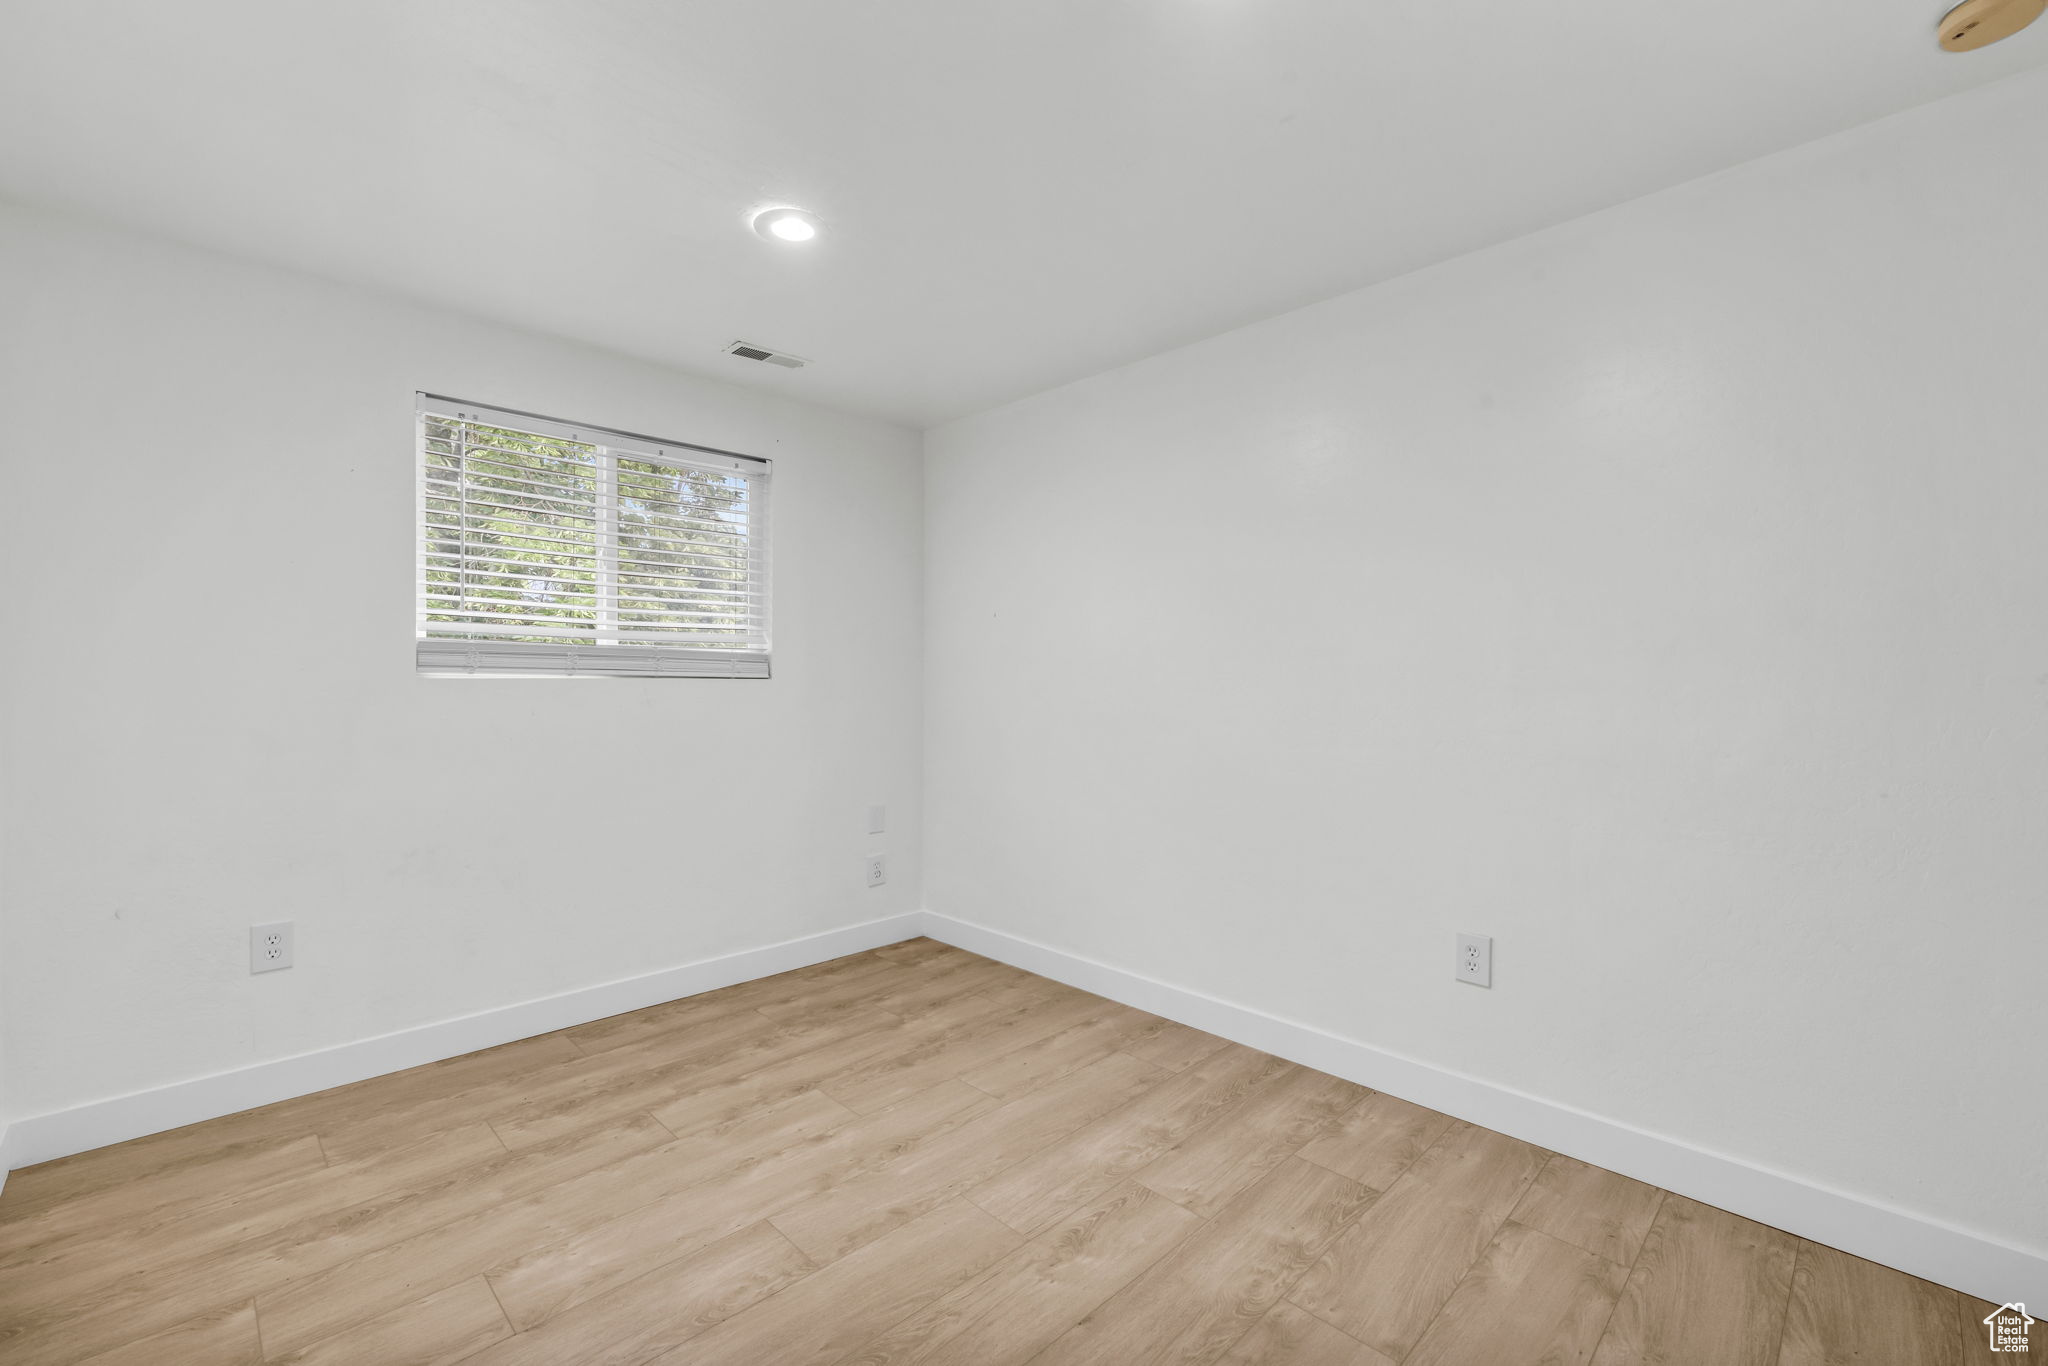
[925,68,2048,1261]
[0,888,9,1175]
[0,198,923,1125]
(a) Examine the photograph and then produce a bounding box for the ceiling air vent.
[723,341,808,369]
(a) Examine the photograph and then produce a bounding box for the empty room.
[1,1,2043,1363]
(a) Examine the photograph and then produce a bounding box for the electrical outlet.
[866,854,887,888]
[867,804,887,835]
[1456,932,1491,988]
[251,921,294,974]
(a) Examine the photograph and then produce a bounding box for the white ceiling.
[2,1,2042,426]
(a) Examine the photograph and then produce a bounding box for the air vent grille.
[723,341,808,369]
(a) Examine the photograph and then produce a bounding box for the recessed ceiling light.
[751,207,821,243]
[1938,0,2045,49]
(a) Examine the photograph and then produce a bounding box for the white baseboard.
[2,913,924,1173]
[10,905,2040,1306]
[920,910,2047,1308]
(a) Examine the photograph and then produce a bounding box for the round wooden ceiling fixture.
[1938,0,2046,49]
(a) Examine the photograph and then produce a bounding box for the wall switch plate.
[868,804,887,835]
[866,854,887,888]
[1456,933,1491,988]
[251,921,294,974]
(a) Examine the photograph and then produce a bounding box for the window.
[416,395,771,677]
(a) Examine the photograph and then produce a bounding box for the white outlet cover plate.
[251,921,294,974]
[866,854,887,887]
[1456,932,1492,988]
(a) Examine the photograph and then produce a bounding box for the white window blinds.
[417,395,771,677]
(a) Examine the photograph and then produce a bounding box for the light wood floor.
[0,939,1996,1366]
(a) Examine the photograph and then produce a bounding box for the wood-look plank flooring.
[0,938,1989,1366]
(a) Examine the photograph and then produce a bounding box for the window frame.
[414,393,773,678]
